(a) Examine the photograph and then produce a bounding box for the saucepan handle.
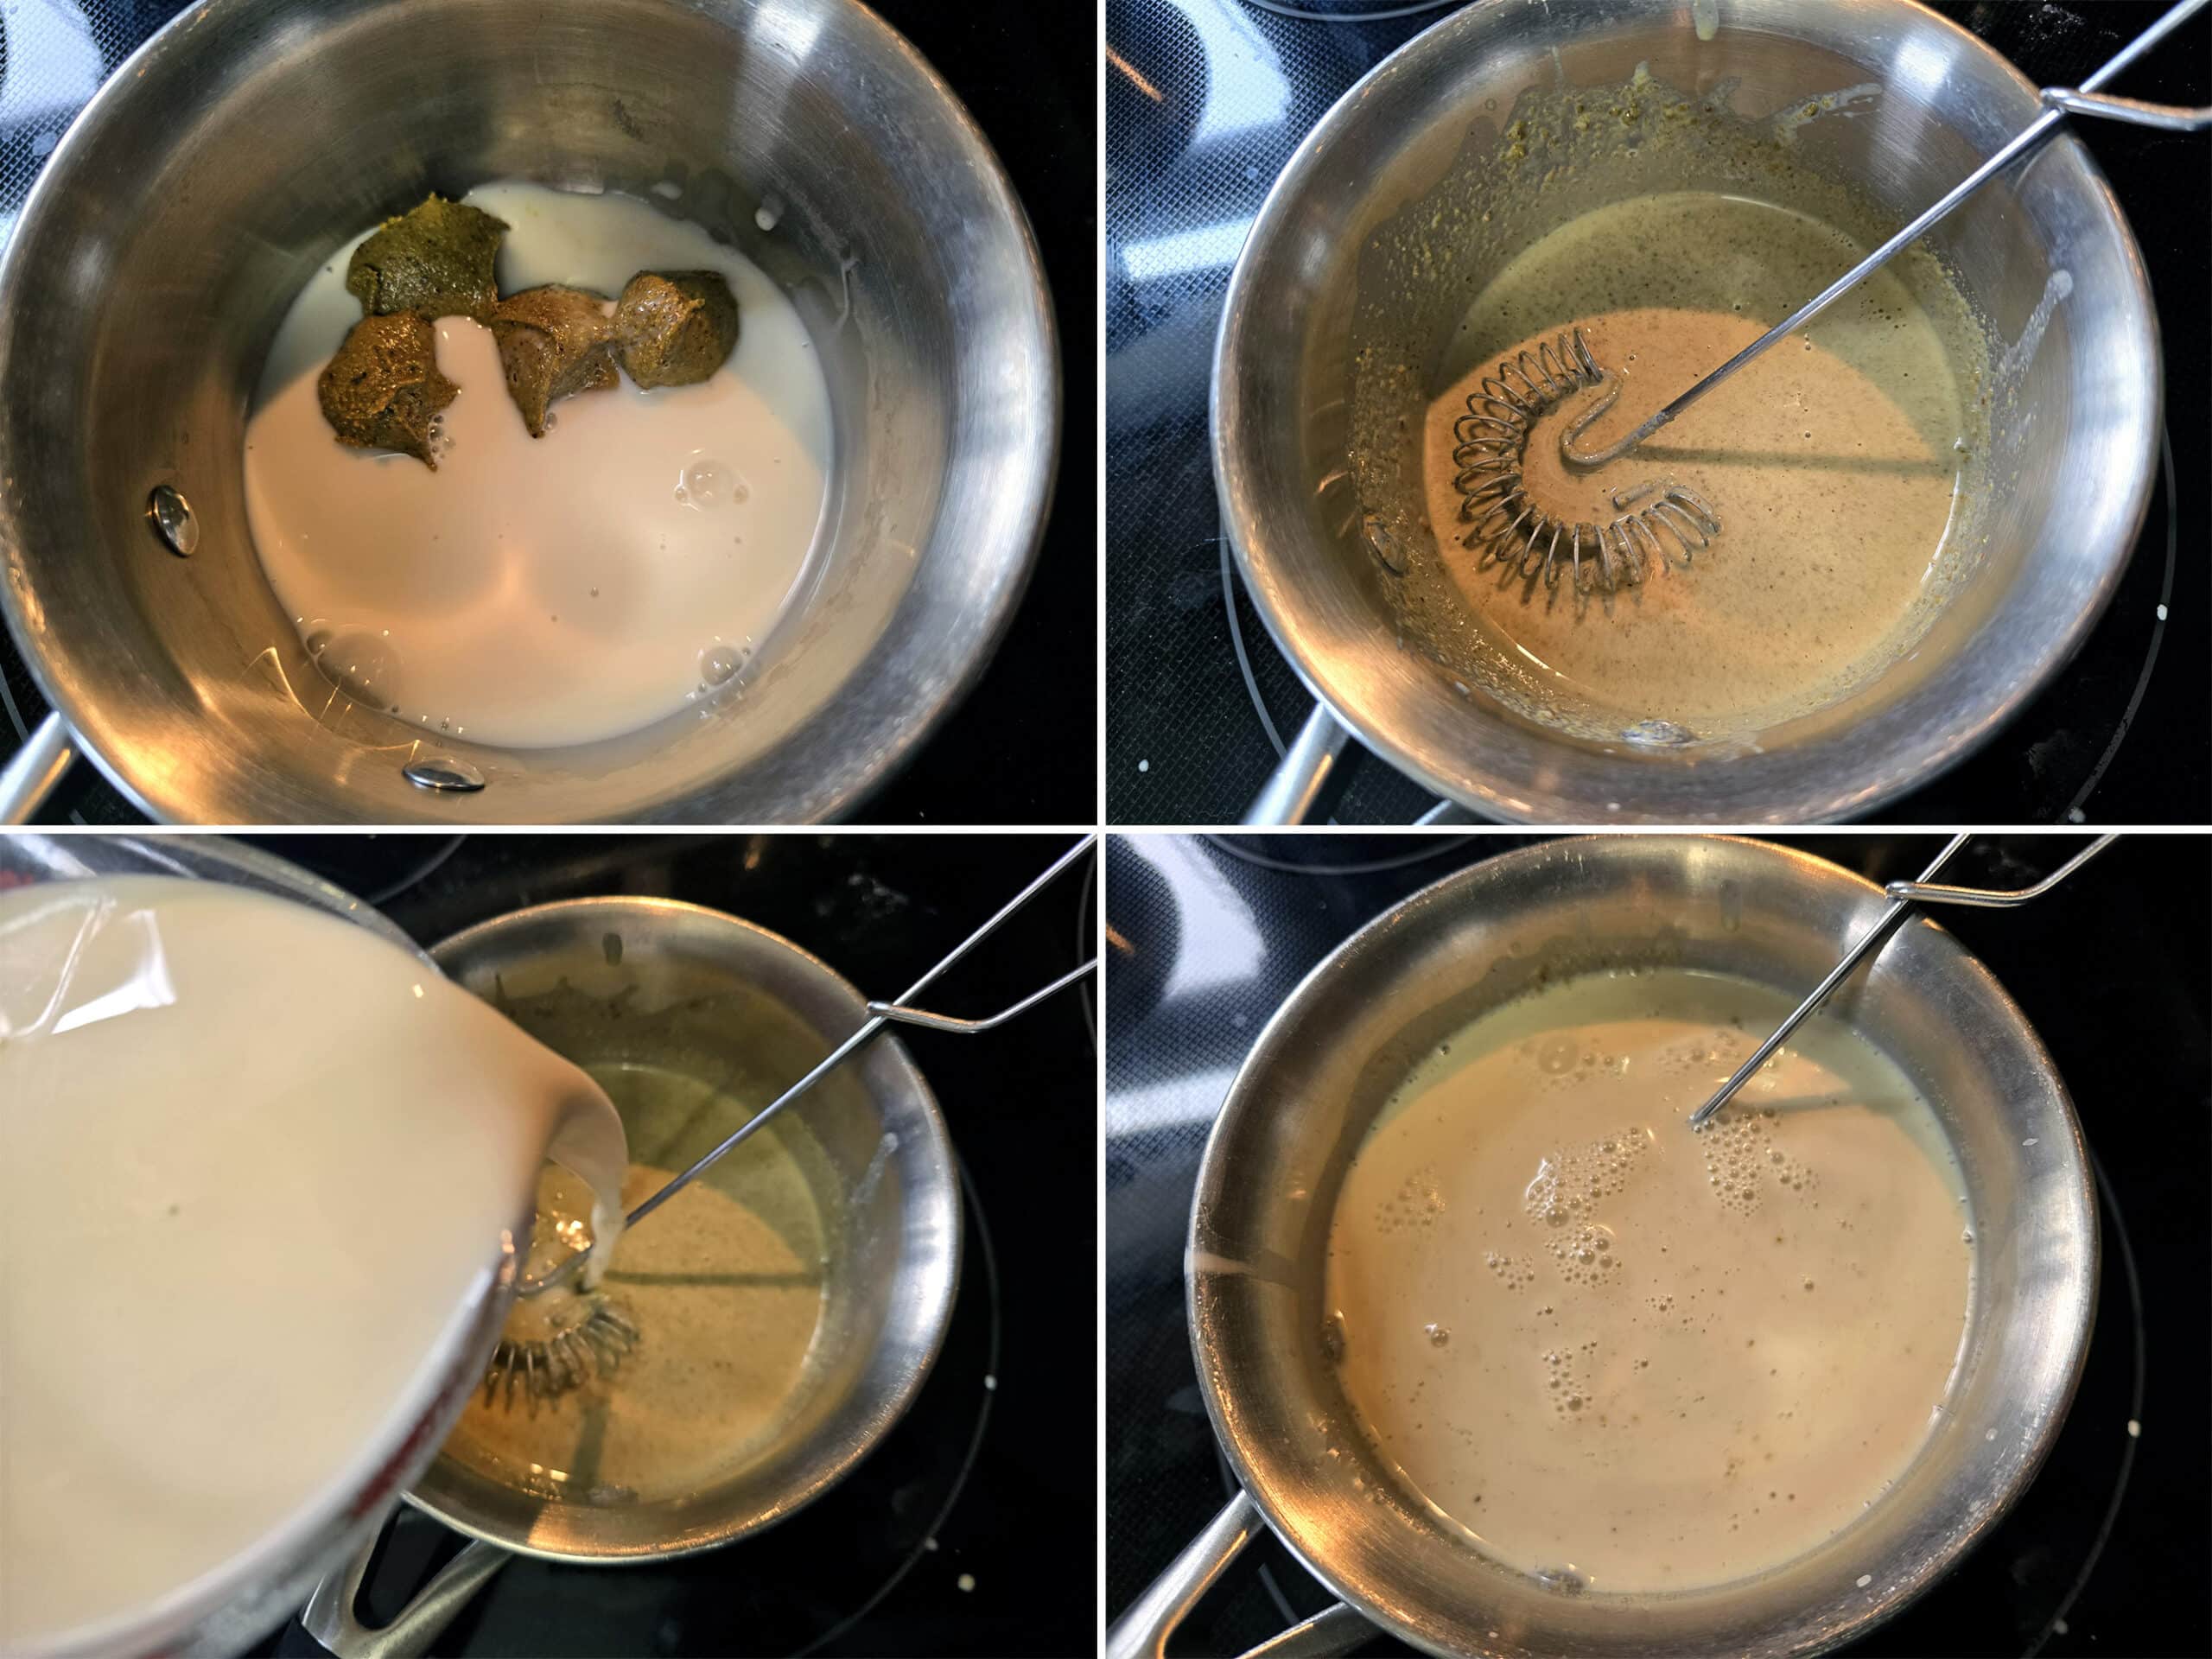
[1242,704,1352,825]
[0,711,74,824]
[1105,1489,1372,1659]
[299,1529,509,1659]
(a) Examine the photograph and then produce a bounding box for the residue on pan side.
[1346,67,1996,750]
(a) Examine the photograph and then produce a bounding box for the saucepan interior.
[417,897,960,1559]
[1217,0,2157,822]
[1190,836,2094,1656]
[0,0,1054,823]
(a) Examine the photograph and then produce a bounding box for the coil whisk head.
[481,1292,639,1413]
[1452,328,1720,595]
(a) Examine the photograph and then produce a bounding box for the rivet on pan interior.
[146,483,198,556]
[403,756,486,793]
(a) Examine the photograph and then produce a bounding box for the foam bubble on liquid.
[1485,1249,1536,1291]
[1541,1341,1602,1421]
[674,459,741,510]
[1522,1130,1649,1228]
[1700,1106,1818,1216]
[1376,1169,1447,1234]
[698,641,747,688]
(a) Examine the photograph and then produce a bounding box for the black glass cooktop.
[1103,831,2211,1656]
[1104,0,2209,825]
[224,832,1097,1658]
[0,0,1091,825]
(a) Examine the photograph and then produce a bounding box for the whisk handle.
[2040,87,2212,131]
[1685,835,1973,1128]
[1885,833,2118,906]
[2074,0,2210,92]
[1565,115,2066,469]
[869,957,1100,1033]
[1687,833,2120,1128]
[1563,0,2209,470]
[613,833,1097,1232]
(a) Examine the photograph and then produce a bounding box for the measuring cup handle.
[0,711,74,824]
[1105,1489,1372,1659]
[1243,704,1352,826]
[299,1530,508,1659]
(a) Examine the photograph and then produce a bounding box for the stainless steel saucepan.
[1219,0,2163,823]
[303,894,962,1657]
[1110,836,2097,1659]
[0,0,1056,823]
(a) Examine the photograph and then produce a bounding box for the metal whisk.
[1557,0,2210,474]
[481,835,1099,1411]
[1687,833,2117,1130]
[1452,328,1720,595]
[483,1293,641,1409]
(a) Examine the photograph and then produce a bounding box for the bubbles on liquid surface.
[1375,1170,1446,1234]
[675,460,745,511]
[1484,1249,1536,1291]
[1522,1130,1648,1227]
[1548,1221,1623,1286]
[1540,1344,1595,1420]
[1700,1105,1817,1215]
[698,640,749,689]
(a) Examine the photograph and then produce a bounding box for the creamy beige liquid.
[0,877,628,1651]
[443,1059,830,1504]
[244,181,833,749]
[1325,969,1973,1592]
[1420,193,1972,740]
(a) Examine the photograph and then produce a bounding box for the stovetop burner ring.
[2061,423,2176,823]
[2023,1144,2145,1656]
[791,1149,1003,1656]
[1236,0,1459,22]
[1201,832,1477,876]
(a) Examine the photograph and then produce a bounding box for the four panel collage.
[0,3,2205,1659]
